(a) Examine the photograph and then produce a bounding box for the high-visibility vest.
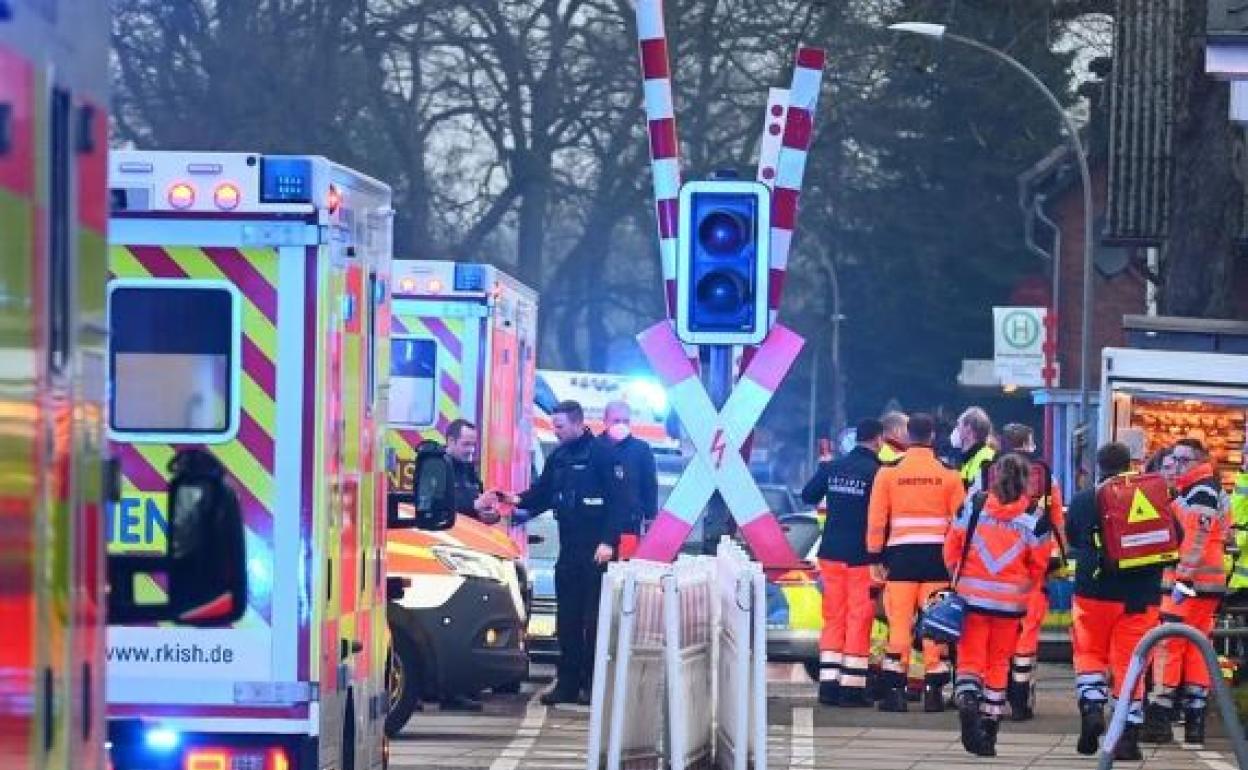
[878,442,905,464]
[866,447,965,554]
[961,444,996,492]
[947,495,1050,615]
[1230,471,1248,591]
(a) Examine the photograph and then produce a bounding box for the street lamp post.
[888,22,1097,469]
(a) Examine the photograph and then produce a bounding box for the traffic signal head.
[675,180,771,345]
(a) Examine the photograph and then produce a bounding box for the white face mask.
[607,423,631,441]
[949,427,964,451]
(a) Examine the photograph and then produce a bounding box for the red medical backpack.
[1096,472,1179,570]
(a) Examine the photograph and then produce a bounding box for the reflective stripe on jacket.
[866,447,966,554]
[1163,464,1231,595]
[944,495,1051,616]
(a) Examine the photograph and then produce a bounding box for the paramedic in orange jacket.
[866,412,966,713]
[992,423,1066,721]
[1066,442,1164,762]
[802,419,884,707]
[945,453,1051,757]
[1143,438,1230,746]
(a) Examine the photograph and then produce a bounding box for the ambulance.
[2,5,111,769]
[106,150,396,770]
[383,261,536,734]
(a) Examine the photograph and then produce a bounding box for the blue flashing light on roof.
[625,377,669,418]
[259,157,313,204]
[454,264,486,291]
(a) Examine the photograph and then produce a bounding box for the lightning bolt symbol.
[710,428,727,469]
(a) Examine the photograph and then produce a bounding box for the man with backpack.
[1066,442,1175,761]
[1142,438,1231,746]
[989,423,1066,721]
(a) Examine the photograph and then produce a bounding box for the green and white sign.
[993,307,1048,387]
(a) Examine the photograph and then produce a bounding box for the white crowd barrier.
[587,540,767,770]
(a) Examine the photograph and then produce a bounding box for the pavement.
[389,663,1243,769]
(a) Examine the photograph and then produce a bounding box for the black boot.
[1076,699,1106,756]
[1114,723,1144,762]
[838,687,871,708]
[975,718,999,758]
[818,681,841,707]
[865,668,884,702]
[878,686,908,713]
[1141,702,1174,744]
[1184,708,1207,745]
[1007,679,1034,721]
[923,684,945,713]
[956,691,983,755]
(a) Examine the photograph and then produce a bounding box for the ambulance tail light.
[168,182,196,209]
[184,746,290,770]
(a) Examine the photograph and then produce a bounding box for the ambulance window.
[389,338,436,427]
[109,286,237,436]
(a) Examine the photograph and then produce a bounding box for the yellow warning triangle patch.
[1127,488,1161,524]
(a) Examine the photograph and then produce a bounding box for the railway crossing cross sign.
[633,321,804,567]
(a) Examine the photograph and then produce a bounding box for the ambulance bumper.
[390,579,528,697]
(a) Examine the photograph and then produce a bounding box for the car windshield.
[761,486,795,517]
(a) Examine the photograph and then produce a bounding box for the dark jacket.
[802,446,881,566]
[598,433,657,534]
[518,429,628,557]
[1066,481,1164,611]
[450,458,485,520]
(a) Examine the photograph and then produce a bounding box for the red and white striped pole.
[634,0,682,319]
[767,45,825,323]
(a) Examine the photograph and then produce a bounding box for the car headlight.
[432,546,504,582]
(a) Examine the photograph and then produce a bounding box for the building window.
[388,337,436,427]
[109,283,238,438]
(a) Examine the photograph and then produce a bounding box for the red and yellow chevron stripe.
[386,314,466,484]
[108,244,279,627]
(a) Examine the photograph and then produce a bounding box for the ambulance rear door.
[106,152,319,732]
[386,265,488,487]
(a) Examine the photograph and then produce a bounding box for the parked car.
[386,515,529,736]
[523,473,820,667]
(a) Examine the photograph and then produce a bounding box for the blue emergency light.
[260,157,313,203]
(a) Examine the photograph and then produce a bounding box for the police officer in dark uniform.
[597,400,658,555]
[445,418,500,524]
[502,400,629,705]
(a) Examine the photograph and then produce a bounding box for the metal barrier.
[1098,622,1248,770]
[586,546,766,770]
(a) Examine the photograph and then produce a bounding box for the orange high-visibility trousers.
[882,580,949,683]
[818,560,874,689]
[1072,596,1158,704]
[1017,587,1047,657]
[1154,595,1220,698]
[959,614,1021,691]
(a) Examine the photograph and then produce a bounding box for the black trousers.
[554,553,605,692]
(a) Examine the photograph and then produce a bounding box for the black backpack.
[166,449,248,626]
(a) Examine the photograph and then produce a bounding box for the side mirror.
[108,449,247,627]
[388,442,456,531]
